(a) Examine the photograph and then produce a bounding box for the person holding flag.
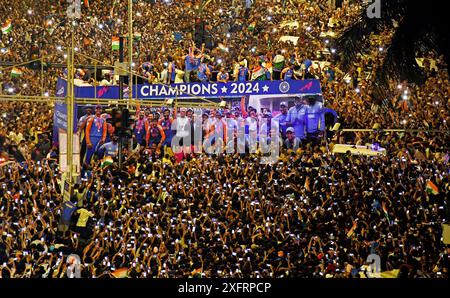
[272,50,285,80]
[251,57,271,81]
[381,201,391,225]
[84,105,107,166]
[1,20,12,35]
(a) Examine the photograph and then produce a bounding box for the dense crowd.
[1,0,450,278]
[1,128,449,278]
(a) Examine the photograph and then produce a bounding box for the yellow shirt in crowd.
[76,208,94,227]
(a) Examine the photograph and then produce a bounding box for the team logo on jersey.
[279,81,290,93]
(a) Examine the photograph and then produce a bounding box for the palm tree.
[336,0,450,102]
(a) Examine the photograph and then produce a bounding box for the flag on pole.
[11,67,23,78]
[2,20,12,34]
[101,156,114,168]
[426,180,439,195]
[112,37,120,51]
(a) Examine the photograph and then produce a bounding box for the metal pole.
[66,27,75,192]
[94,61,97,101]
[128,0,133,109]
[119,37,124,101]
[41,57,44,97]
[118,36,125,169]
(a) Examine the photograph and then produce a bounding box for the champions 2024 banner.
[52,78,322,143]
[59,78,322,100]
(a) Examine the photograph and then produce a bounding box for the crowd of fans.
[0,0,449,278]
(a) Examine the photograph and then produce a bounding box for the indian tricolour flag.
[11,67,23,78]
[112,37,120,51]
[2,20,12,34]
[248,21,256,31]
[426,180,439,195]
[101,156,114,168]
[111,267,128,278]
[381,201,391,224]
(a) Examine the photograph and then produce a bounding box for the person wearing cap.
[286,96,306,140]
[133,111,149,148]
[284,127,301,150]
[272,50,286,81]
[274,101,289,139]
[84,105,107,166]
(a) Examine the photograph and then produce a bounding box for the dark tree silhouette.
[336,0,450,101]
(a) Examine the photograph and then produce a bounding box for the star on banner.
[262,85,269,92]
[221,86,228,93]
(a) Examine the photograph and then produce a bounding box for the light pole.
[128,0,133,108]
[65,19,76,199]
